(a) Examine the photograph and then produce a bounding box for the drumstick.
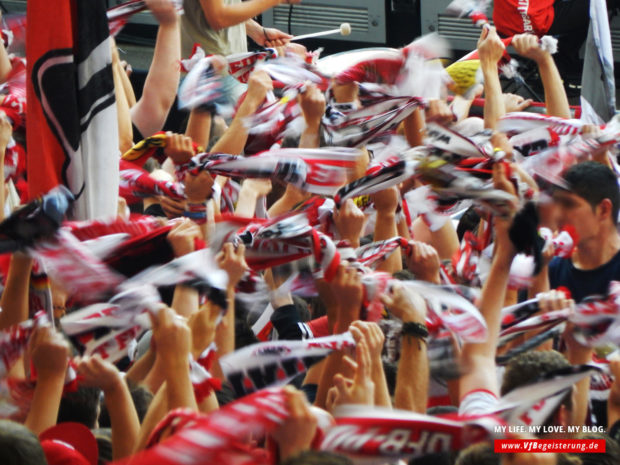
[291,23,351,41]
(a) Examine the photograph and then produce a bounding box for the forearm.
[235,187,260,217]
[143,358,167,394]
[125,348,156,385]
[132,20,181,137]
[166,362,198,411]
[104,379,141,460]
[135,384,169,452]
[210,94,262,154]
[537,56,570,119]
[118,62,137,108]
[185,110,212,149]
[459,245,513,395]
[0,42,11,83]
[198,390,220,413]
[0,254,33,330]
[113,59,134,154]
[395,336,428,412]
[374,212,402,273]
[200,0,279,30]
[422,218,459,261]
[299,119,321,149]
[314,352,351,409]
[25,374,65,434]
[213,287,235,380]
[528,266,550,298]
[171,285,200,318]
[481,62,505,130]
[566,345,593,426]
[608,385,620,429]
[371,357,392,408]
[403,108,425,147]
[268,184,310,217]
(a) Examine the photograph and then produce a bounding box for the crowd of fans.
[2,1,620,464]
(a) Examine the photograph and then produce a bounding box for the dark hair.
[409,452,455,465]
[57,385,102,429]
[93,428,113,465]
[457,206,481,241]
[501,350,571,396]
[501,350,572,429]
[280,451,353,465]
[562,161,620,225]
[392,269,416,281]
[0,419,47,465]
[454,442,497,465]
[99,380,153,427]
[573,433,620,465]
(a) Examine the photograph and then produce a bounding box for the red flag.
[26,0,119,220]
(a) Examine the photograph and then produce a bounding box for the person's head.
[0,419,47,465]
[455,442,497,465]
[58,386,102,429]
[573,433,620,465]
[92,429,112,465]
[98,381,153,427]
[553,161,620,244]
[280,451,353,465]
[501,350,573,430]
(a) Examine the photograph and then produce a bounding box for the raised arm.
[477,26,507,130]
[0,253,33,330]
[131,0,181,138]
[371,187,402,273]
[382,284,429,412]
[76,355,141,460]
[511,34,570,119]
[458,165,517,397]
[24,327,70,435]
[210,70,272,155]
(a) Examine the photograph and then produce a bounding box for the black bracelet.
[401,321,429,340]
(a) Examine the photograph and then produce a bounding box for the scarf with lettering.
[321,405,503,461]
[219,332,356,397]
[196,147,360,196]
[119,160,185,204]
[114,388,291,465]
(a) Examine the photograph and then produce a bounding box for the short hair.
[573,433,620,465]
[280,451,353,465]
[99,380,153,427]
[57,385,102,429]
[0,419,47,465]
[454,442,497,465]
[93,428,113,465]
[501,350,571,395]
[562,161,620,225]
[501,351,572,428]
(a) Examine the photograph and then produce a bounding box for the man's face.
[553,190,601,243]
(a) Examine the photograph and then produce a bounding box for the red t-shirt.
[492,0,555,37]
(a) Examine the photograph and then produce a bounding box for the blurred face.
[552,190,601,244]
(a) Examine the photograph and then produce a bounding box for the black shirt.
[549,250,620,302]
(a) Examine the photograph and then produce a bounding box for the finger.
[342,355,358,372]
[326,386,338,409]
[379,293,394,308]
[348,325,363,343]
[235,242,246,257]
[355,340,370,381]
[333,373,348,395]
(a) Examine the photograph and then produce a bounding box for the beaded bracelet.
[401,321,429,340]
